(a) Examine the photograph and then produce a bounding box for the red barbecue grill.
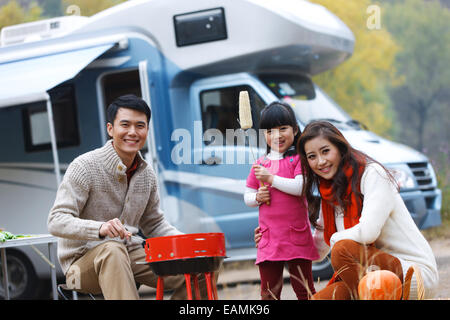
[144,232,226,300]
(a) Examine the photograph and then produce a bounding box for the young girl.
[244,102,319,300]
[296,120,439,299]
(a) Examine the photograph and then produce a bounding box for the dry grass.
[422,219,450,241]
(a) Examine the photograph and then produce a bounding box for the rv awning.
[0,43,114,108]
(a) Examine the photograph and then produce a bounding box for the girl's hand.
[253,165,274,184]
[254,226,262,248]
[256,185,270,203]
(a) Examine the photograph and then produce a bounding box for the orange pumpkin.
[358,270,402,300]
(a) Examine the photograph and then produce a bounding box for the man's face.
[106,107,148,159]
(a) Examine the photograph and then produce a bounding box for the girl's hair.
[297,120,398,229]
[259,101,300,157]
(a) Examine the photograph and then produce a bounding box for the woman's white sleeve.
[244,187,260,207]
[271,175,303,196]
[329,163,396,247]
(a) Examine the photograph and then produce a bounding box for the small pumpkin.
[358,270,402,300]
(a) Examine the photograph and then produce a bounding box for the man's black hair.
[106,94,151,124]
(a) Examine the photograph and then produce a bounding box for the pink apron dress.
[246,154,319,264]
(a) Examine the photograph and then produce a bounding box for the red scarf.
[318,156,366,246]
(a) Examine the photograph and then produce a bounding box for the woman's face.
[304,136,342,180]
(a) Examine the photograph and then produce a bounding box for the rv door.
[138,60,159,177]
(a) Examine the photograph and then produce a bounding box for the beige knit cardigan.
[47,140,181,274]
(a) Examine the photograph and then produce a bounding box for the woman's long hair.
[297,120,398,229]
[259,101,300,157]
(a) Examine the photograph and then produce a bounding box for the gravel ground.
[429,238,450,299]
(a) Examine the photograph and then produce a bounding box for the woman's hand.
[253,165,274,184]
[254,226,262,248]
[256,185,270,203]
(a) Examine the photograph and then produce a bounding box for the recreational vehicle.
[0,0,442,298]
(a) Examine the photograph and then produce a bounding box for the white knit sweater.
[313,162,439,299]
[47,140,182,274]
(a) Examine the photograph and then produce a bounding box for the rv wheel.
[312,254,333,280]
[0,249,38,299]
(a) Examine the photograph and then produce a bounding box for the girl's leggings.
[258,258,316,300]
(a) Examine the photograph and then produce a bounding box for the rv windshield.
[259,74,358,129]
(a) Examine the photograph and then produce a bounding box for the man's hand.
[99,218,130,240]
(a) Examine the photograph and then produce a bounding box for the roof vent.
[1,16,88,47]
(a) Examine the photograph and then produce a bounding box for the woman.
[255,120,439,299]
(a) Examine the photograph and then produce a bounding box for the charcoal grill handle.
[144,241,151,259]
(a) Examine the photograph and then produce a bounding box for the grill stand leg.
[184,274,193,300]
[156,273,218,300]
[156,276,164,300]
[193,274,201,300]
[205,272,217,300]
[211,271,218,299]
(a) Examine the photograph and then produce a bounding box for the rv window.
[259,74,351,125]
[29,110,51,145]
[22,85,80,152]
[259,74,316,100]
[200,86,265,146]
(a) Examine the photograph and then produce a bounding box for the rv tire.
[0,249,39,300]
[312,254,333,280]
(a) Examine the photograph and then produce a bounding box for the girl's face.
[304,136,342,180]
[264,125,297,154]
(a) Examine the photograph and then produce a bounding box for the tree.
[383,0,450,152]
[0,0,42,30]
[41,0,63,17]
[309,0,401,138]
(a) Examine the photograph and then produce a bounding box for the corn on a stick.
[239,91,253,129]
[238,91,269,205]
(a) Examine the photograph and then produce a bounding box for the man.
[48,94,196,299]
